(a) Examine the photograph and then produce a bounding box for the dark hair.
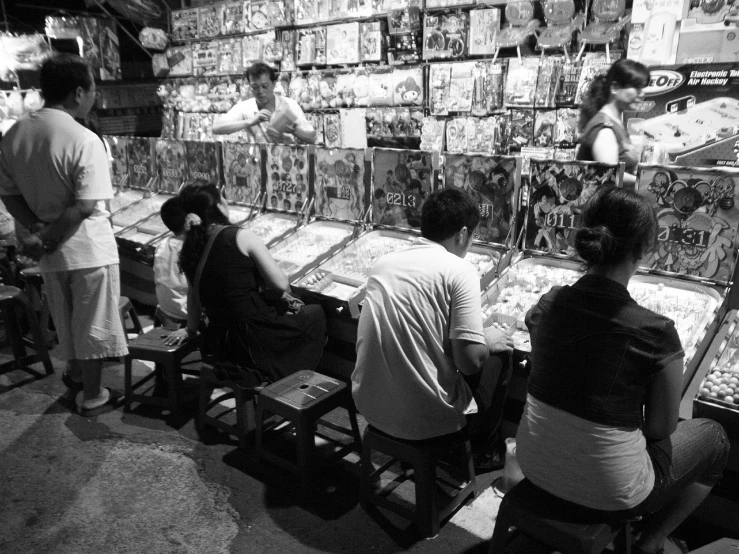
[178,183,231,281]
[246,62,278,83]
[578,59,650,132]
[40,54,94,105]
[374,188,385,199]
[575,187,657,267]
[160,196,186,235]
[421,189,480,242]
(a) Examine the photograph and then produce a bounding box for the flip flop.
[61,372,83,391]
[77,388,122,418]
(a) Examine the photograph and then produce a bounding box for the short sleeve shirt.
[352,238,485,440]
[218,96,311,144]
[576,112,639,174]
[154,236,188,321]
[0,108,118,272]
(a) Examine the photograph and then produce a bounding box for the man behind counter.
[213,62,316,144]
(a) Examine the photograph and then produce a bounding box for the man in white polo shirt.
[0,54,128,416]
[352,189,514,469]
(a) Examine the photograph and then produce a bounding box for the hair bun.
[575,225,616,266]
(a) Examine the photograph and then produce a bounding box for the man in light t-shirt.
[0,54,128,416]
[352,189,514,469]
[213,62,315,144]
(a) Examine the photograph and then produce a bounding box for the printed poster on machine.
[264,144,311,213]
[222,142,263,206]
[314,148,368,222]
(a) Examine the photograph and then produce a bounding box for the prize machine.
[238,144,313,246]
[265,147,370,282]
[221,141,269,227]
[293,149,519,318]
[479,159,625,355]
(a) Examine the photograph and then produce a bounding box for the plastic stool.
[124,328,201,424]
[360,425,477,538]
[18,267,55,346]
[197,360,265,449]
[255,370,361,482]
[0,286,53,375]
[118,296,143,340]
[488,479,635,554]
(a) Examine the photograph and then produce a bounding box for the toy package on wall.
[504,57,539,107]
[446,118,468,153]
[279,31,297,71]
[221,2,245,35]
[466,116,506,154]
[535,57,562,108]
[193,41,219,76]
[295,0,329,25]
[419,116,446,151]
[185,141,221,186]
[352,71,370,107]
[429,63,452,115]
[469,8,501,56]
[388,6,422,34]
[297,28,327,66]
[183,113,200,141]
[167,46,193,76]
[172,8,199,41]
[316,72,339,107]
[327,22,361,65]
[509,108,535,149]
[324,113,342,147]
[471,60,506,116]
[243,34,264,64]
[369,70,395,106]
[427,0,473,7]
[223,142,263,205]
[555,60,583,105]
[314,149,367,221]
[423,13,468,60]
[359,21,386,62]
[449,62,475,112]
[387,32,422,65]
[340,109,368,147]
[534,110,557,147]
[444,154,520,243]
[309,113,325,144]
[526,159,623,254]
[265,145,311,212]
[106,136,129,187]
[554,107,579,148]
[155,139,187,194]
[263,32,284,65]
[248,0,289,30]
[393,67,424,106]
[218,38,244,74]
[161,109,176,139]
[198,4,222,39]
[372,149,434,229]
[335,72,357,107]
[366,107,385,136]
[98,19,121,80]
[574,56,611,105]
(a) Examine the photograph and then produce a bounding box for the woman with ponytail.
[167,183,326,381]
[515,188,728,554]
[576,59,650,187]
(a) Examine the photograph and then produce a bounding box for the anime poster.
[222,142,263,205]
[126,137,156,190]
[443,154,521,244]
[636,165,739,283]
[105,135,128,188]
[372,149,435,229]
[314,148,367,221]
[526,160,623,256]
[185,141,221,186]
[265,144,310,213]
[155,139,187,194]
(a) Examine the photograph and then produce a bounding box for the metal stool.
[488,478,635,554]
[360,425,477,539]
[118,296,143,340]
[0,286,53,375]
[255,370,361,482]
[123,328,201,424]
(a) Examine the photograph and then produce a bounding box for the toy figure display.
[469,8,501,56]
[314,148,367,221]
[423,13,468,59]
[185,141,221,186]
[198,4,222,39]
[327,23,361,65]
[372,149,434,229]
[429,63,451,115]
[222,142,263,205]
[387,6,422,65]
[444,154,521,243]
[637,165,739,283]
[533,110,557,148]
[155,139,187,194]
[504,57,539,107]
[508,109,536,149]
[218,38,244,75]
[471,60,506,115]
[172,8,199,41]
[366,107,424,138]
[297,28,327,66]
[193,41,218,76]
[526,159,623,255]
[554,107,579,149]
[466,116,507,154]
[126,137,156,190]
[106,135,129,188]
[166,45,193,76]
[360,21,386,62]
[419,116,446,151]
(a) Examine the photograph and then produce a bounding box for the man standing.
[213,62,315,144]
[352,189,514,468]
[0,54,128,416]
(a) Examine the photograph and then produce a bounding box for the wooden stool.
[0,286,53,375]
[488,479,635,554]
[254,370,361,482]
[118,296,143,340]
[360,425,477,539]
[197,360,265,449]
[18,267,55,346]
[124,328,201,424]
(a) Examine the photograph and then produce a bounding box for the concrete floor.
[0,314,735,554]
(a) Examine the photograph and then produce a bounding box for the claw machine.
[238,144,311,246]
[221,141,265,226]
[479,159,625,353]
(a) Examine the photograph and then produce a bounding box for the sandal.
[77,388,122,417]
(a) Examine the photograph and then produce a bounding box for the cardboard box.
[676,19,739,63]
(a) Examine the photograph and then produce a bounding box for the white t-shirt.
[0,108,118,272]
[352,238,486,441]
[154,236,188,321]
[217,96,311,144]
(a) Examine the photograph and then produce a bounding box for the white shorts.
[44,264,129,361]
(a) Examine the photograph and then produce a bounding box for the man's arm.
[37,199,97,252]
[452,339,490,376]
[291,104,316,144]
[0,194,44,231]
[213,102,265,135]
